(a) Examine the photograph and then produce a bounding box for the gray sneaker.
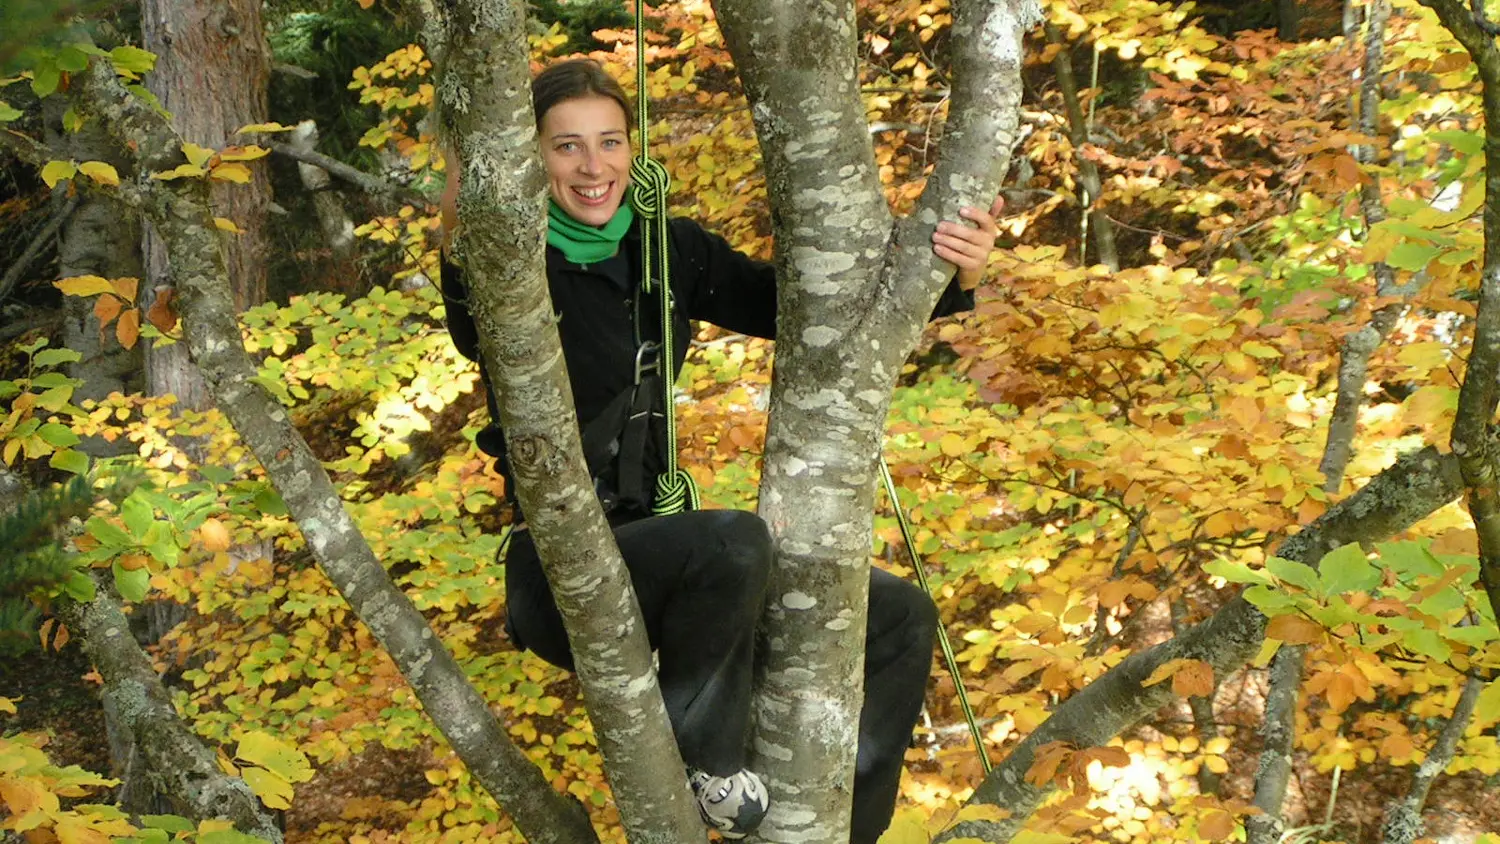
[688,768,769,840]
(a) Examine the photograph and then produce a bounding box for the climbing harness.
[630,0,699,516]
[879,457,991,773]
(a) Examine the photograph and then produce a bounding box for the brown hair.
[532,58,633,129]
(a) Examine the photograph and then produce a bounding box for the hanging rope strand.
[630,0,699,515]
[879,456,991,774]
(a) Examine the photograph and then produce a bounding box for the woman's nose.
[580,149,601,176]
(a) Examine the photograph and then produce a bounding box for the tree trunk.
[710,0,1036,839]
[140,0,271,408]
[1279,0,1300,41]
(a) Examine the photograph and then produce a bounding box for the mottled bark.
[69,58,597,844]
[1169,599,1222,796]
[936,445,1464,842]
[1043,23,1118,272]
[1421,0,1500,645]
[1321,0,1403,492]
[1381,676,1487,843]
[1245,644,1305,843]
[428,1,706,841]
[140,0,270,410]
[280,124,357,265]
[708,0,1037,839]
[55,574,282,842]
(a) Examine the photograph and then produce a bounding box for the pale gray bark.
[280,124,357,263]
[1169,598,1222,796]
[55,574,283,842]
[1381,676,1487,844]
[68,58,598,844]
[707,0,1038,839]
[1321,0,1404,492]
[427,1,707,841]
[936,445,1464,842]
[1245,644,1305,843]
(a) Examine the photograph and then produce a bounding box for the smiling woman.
[437,56,1002,843]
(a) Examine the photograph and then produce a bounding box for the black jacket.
[441,216,973,513]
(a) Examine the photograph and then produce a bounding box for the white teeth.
[577,185,609,200]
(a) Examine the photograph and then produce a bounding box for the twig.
[1246,643,1306,843]
[0,195,79,303]
[266,141,431,207]
[1380,676,1487,843]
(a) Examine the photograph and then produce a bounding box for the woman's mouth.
[572,183,613,204]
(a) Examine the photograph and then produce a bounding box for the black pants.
[502,509,936,844]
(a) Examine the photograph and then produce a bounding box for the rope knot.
[629,156,671,219]
[652,469,700,516]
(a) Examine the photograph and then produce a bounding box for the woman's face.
[540,95,632,227]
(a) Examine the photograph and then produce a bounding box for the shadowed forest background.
[4,0,1500,841]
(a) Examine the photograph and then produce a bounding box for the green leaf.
[1403,628,1452,661]
[31,58,60,97]
[86,516,133,548]
[1244,585,1297,614]
[1417,585,1467,617]
[236,731,313,783]
[142,815,196,833]
[1203,559,1274,586]
[198,465,234,484]
[0,381,18,399]
[254,487,288,517]
[61,106,84,132]
[54,46,89,73]
[1267,556,1322,596]
[63,570,96,602]
[1476,681,1500,728]
[109,46,158,77]
[1377,541,1445,578]
[37,423,80,448]
[48,449,89,476]
[33,347,82,368]
[198,827,268,844]
[125,84,168,117]
[0,101,20,122]
[1319,543,1380,596]
[1386,242,1442,272]
[1431,129,1483,156]
[121,494,154,539]
[112,560,150,602]
[30,372,77,389]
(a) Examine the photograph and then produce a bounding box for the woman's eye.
[603,138,621,149]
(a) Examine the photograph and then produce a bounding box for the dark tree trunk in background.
[1279,0,1300,41]
[140,0,271,409]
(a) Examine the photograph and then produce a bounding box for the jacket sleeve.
[669,218,974,339]
[439,257,482,363]
[673,218,779,339]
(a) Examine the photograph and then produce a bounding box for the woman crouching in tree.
[439,57,1001,842]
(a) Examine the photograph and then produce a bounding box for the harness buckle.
[634,341,661,385]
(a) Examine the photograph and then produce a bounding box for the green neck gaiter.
[546,197,635,264]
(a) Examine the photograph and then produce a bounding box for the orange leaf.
[199,518,232,552]
[1024,741,1075,788]
[94,293,123,328]
[110,276,139,304]
[1381,732,1415,760]
[116,308,141,349]
[1266,614,1324,645]
[147,289,177,334]
[52,623,69,651]
[39,618,54,650]
[1172,660,1215,698]
[1098,578,1132,609]
[1199,810,1236,841]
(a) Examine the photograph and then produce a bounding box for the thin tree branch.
[266,141,431,207]
[0,195,78,303]
[1246,643,1306,843]
[1043,23,1118,271]
[1381,676,1487,843]
[1170,597,1223,797]
[56,574,283,842]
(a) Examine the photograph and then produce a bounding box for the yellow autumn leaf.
[152,163,207,180]
[41,160,78,187]
[77,161,120,187]
[0,696,16,714]
[53,275,116,297]
[210,162,253,183]
[235,121,295,134]
[241,765,294,809]
[181,142,215,167]
[217,144,270,162]
[215,217,245,233]
[939,432,971,458]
